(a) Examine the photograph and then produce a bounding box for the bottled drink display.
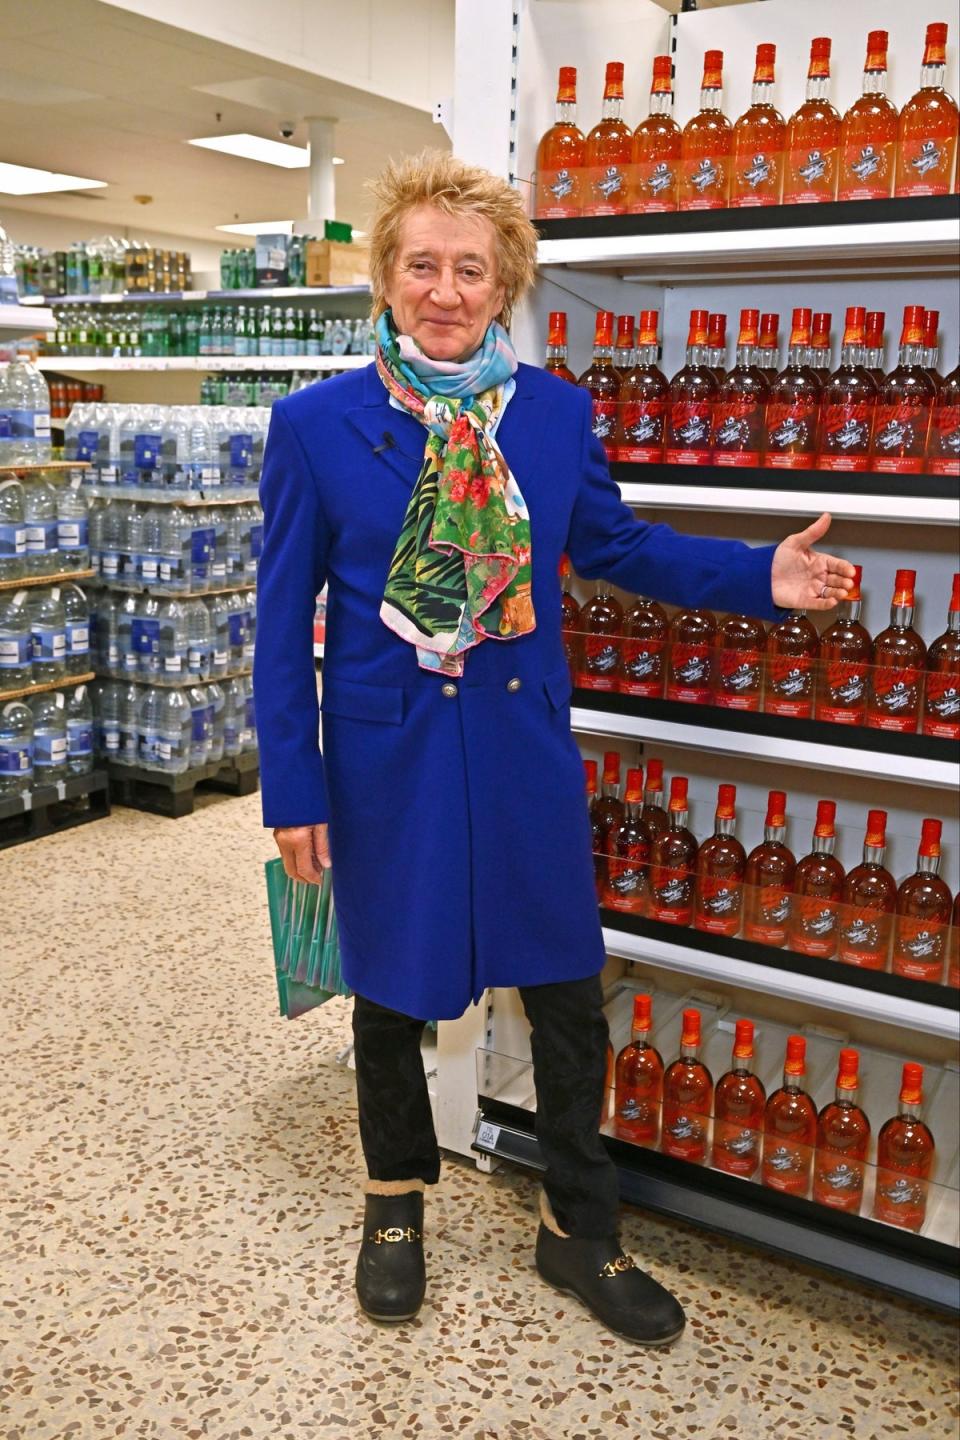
[761,1035,817,1196]
[0,699,33,797]
[613,314,635,377]
[649,776,698,926]
[707,312,728,379]
[544,311,576,384]
[584,62,632,217]
[927,358,960,474]
[873,1063,936,1230]
[666,309,717,464]
[813,1049,871,1212]
[29,689,68,783]
[620,593,668,699]
[923,572,960,739]
[694,783,747,936]
[891,818,953,982]
[894,23,959,197]
[836,810,897,969]
[816,565,872,726]
[89,589,253,683]
[788,800,845,959]
[535,67,586,219]
[712,308,769,465]
[764,609,819,719]
[641,758,668,839]
[0,477,27,583]
[614,310,667,463]
[838,30,899,202]
[613,993,664,1144]
[590,750,625,873]
[64,403,268,494]
[680,50,732,211]
[763,308,820,468]
[867,569,926,732]
[578,310,620,459]
[732,44,786,207]
[818,306,877,471]
[632,55,680,213]
[783,37,840,204]
[713,611,764,712]
[0,359,52,465]
[575,579,623,690]
[661,1008,714,1163]
[44,304,373,361]
[864,310,887,383]
[757,313,780,376]
[809,312,833,380]
[871,305,936,471]
[602,766,651,914]
[743,790,795,947]
[711,1019,765,1177]
[665,604,716,704]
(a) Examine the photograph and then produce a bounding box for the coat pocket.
[543,664,573,713]
[320,675,405,725]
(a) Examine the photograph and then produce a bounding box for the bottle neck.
[836,1083,859,1106]
[920,62,946,91]
[916,852,942,876]
[840,342,864,367]
[649,90,674,118]
[687,341,711,367]
[899,341,925,367]
[644,789,665,810]
[866,346,884,372]
[670,807,690,831]
[751,80,775,107]
[783,1068,804,1092]
[732,1057,752,1075]
[813,834,836,856]
[714,815,736,838]
[592,342,614,365]
[947,609,960,635]
[699,85,722,113]
[764,823,786,844]
[863,842,886,866]
[632,1024,652,1046]
[633,342,659,368]
[602,778,621,801]
[546,343,568,365]
[840,598,863,623]
[786,344,808,368]
[624,797,642,821]
[924,344,940,371]
[602,95,623,122]
[862,68,888,97]
[680,1041,700,1061]
[890,602,915,628]
[555,99,578,125]
[734,343,755,368]
[805,75,831,103]
[899,1099,922,1120]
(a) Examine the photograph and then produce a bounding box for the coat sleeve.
[565,386,783,621]
[253,400,331,828]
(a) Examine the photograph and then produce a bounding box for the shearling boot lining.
[364,1178,426,1197]
[540,1188,571,1238]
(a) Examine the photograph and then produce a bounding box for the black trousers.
[351,972,622,1239]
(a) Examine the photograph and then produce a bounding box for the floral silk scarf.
[375,311,535,676]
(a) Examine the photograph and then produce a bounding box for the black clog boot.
[355,1183,426,1323]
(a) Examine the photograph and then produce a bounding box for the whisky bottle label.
[813,1158,865,1209]
[535,166,585,219]
[868,666,922,731]
[614,1095,659,1143]
[679,154,730,210]
[633,156,678,212]
[837,908,891,969]
[576,633,621,691]
[838,138,896,200]
[927,403,960,474]
[896,134,955,197]
[744,885,791,946]
[871,399,932,472]
[789,895,839,956]
[735,150,782,205]
[783,145,838,203]
[590,400,619,448]
[584,163,630,216]
[892,917,947,980]
[666,401,714,464]
[694,874,744,935]
[666,642,713,702]
[762,1139,812,1194]
[818,402,874,470]
[714,647,762,710]
[661,1105,708,1161]
[764,398,819,466]
[922,673,960,739]
[816,660,867,724]
[620,637,666,697]
[765,653,815,718]
[712,399,763,465]
[712,1120,761,1176]
[618,398,665,463]
[649,867,695,924]
[873,1169,928,1231]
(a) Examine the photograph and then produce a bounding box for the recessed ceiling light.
[332,156,345,165]
[189,134,309,168]
[216,220,295,235]
[0,161,107,195]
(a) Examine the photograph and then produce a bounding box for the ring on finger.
[820,584,829,599]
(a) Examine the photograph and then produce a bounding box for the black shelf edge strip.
[598,907,960,1014]
[571,688,957,767]
[536,193,960,243]
[609,462,960,502]
[0,768,108,823]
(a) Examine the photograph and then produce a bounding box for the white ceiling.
[0,0,451,245]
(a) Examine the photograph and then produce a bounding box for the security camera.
[278,121,296,140]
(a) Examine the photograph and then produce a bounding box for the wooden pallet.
[106,749,259,818]
[0,768,111,851]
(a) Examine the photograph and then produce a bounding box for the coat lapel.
[345,362,425,491]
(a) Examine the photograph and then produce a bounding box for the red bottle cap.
[651,55,673,94]
[707,312,727,348]
[950,572,960,613]
[810,312,832,351]
[754,43,776,83]
[759,312,779,351]
[866,30,889,70]
[923,22,948,65]
[688,309,710,346]
[919,818,942,858]
[669,775,689,812]
[594,310,614,346]
[583,758,598,793]
[837,1048,860,1091]
[681,1008,701,1047]
[646,758,664,791]
[788,308,813,347]
[848,563,863,601]
[603,749,621,783]
[900,1062,924,1104]
[633,992,653,1029]
[637,309,659,345]
[615,314,635,349]
[702,49,723,90]
[765,790,787,827]
[865,809,887,847]
[604,60,625,98]
[547,310,568,346]
[841,306,867,346]
[893,568,916,606]
[716,782,736,818]
[900,305,926,347]
[733,1018,754,1060]
[557,66,578,103]
[864,311,885,348]
[809,36,831,78]
[814,799,836,838]
[737,308,760,347]
[785,1035,806,1074]
[558,553,570,577]
[923,308,940,348]
[625,766,644,802]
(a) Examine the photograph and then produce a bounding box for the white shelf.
[618,481,960,528]
[25,285,370,306]
[35,355,368,373]
[570,705,959,791]
[601,924,960,1042]
[0,303,54,330]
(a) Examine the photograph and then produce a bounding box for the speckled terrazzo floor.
[1,790,958,1440]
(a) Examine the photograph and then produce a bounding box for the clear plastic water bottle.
[0,477,26,583]
[62,582,90,677]
[118,679,140,765]
[121,500,144,587]
[186,683,212,769]
[226,590,250,669]
[243,590,256,669]
[206,680,224,764]
[185,597,212,680]
[138,685,163,769]
[160,688,191,773]
[93,679,121,761]
[116,592,139,677]
[246,502,263,583]
[95,592,120,675]
[156,503,187,594]
[56,477,90,571]
[0,589,31,689]
[28,585,66,683]
[0,700,33,797]
[222,676,244,757]
[0,359,51,463]
[97,496,124,581]
[118,404,145,487]
[30,690,68,783]
[139,502,162,586]
[241,673,257,752]
[134,593,162,678]
[100,402,121,486]
[188,507,216,592]
[159,598,189,680]
[209,508,228,587]
[225,506,245,582]
[207,594,230,678]
[137,404,165,488]
[23,475,60,577]
[66,684,94,775]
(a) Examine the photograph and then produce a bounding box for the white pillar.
[306,117,337,224]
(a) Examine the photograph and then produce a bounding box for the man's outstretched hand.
[771,513,856,612]
[274,823,331,885]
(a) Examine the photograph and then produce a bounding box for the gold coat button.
[506,677,522,693]
[441,683,458,698]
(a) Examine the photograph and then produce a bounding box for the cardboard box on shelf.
[305,240,370,288]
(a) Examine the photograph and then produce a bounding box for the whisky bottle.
[764,608,819,719]
[895,22,959,198]
[922,308,942,390]
[817,306,877,471]
[761,1035,817,1196]
[584,758,604,897]
[926,357,960,474]
[837,809,897,970]
[649,776,699,926]
[615,309,668,464]
[922,572,960,739]
[578,309,620,460]
[614,993,664,1145]
[707,312,728,380]
[712,308,769,467]
[679,49,733,211]
[813,1049,870,1213]
[864,310,887,384]
[714,612,765,711]
[641,758,668,839]
[763,307,821,469]
[535,66,586,219]
[591,749,625,852]
[575,578,624,691]
[711,1019,766,1178]
[873,1063,936,1231]
[867,569,926,733]
[544,311,577,384]
[783,36,841,204]
[694,782,747,937]
[951,893,960,989]
[613,314,635,380]
[871,305,936,472]
[666,604,717,704]
[816,564,872,725]
[838,29,899,201]
[665,309,718,465]
[732,43,786,207]
[620,593,668,699]
[787,800,845,960]
[809,311,833,381]
[744,790,796,948]
[584,61,633,217]
[661,1007,714,1164]
[757,313,780,377]
[559,554,581,671]
[891,818,953,983]
[603,766,652,914]
[633,54,681,213]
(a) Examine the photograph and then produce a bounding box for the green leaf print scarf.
[375,310,535,676]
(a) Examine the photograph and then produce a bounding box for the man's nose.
[429,266,461,307]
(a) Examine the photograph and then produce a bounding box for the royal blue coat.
[253,360,782,1021]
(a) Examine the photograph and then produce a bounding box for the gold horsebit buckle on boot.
[599,1254,637,1279]
[368,1226,422,1245]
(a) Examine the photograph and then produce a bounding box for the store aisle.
[1,793,957,1440]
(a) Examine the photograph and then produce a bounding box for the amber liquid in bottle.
[813,1049,870,1213]
[633,54,680,213]
[838,29,899,201]
[711,1019,766,1178]
[871,305,936,473]
[694,784,746,937]
[922,572,960,739]
[895,22,959,198]
[615,309,668,464]
[641,759,668,840]
[948,892,959,989]
[837,810,897,970]
[559,553,580,672]
[614,993,665,1145]
[584,759,604,898]
[764,307,821,469]
[603,768,652,914]
[584,61,633,217]
[620,593,668,698]
[732,43,786,207]
[783,36,840,203]
[680,49,732,210]
[535,66,586,219]
[867,569,926,733]
[818,306,877,471]
[649,776,698,926]
[666,309,718,465]
[816,563,872,725]
[926,359,960,474]
[744,790,796,948]
[714,612,765,712]
[578,309,620,460]
[712,308,770,466]
[922,308,942,392]
[874,1063,936,1231]
[544,310,577,385]
[575,578,623,692]
[788,800,845,959]
[590,751,624,899]
[762,1036,817,1196]
[891,819,953,983]
[666,605,717,704]
[661,1008,714,1164]
[765,609,819,720]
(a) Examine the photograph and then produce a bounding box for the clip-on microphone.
[372,431,396,455]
